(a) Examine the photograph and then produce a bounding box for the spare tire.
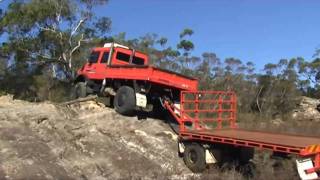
[114,86,136,116]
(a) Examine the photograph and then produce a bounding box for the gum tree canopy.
[0,0,112,79]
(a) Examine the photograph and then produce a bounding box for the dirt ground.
[0,95,307,180]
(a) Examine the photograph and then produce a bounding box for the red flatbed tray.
[79,65,198,91]
[180,129,320,154]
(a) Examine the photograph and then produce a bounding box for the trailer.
[163,91,320,179]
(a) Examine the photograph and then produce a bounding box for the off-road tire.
[74,82,87,98]
[183,143,206,173]
[114,86,136,115]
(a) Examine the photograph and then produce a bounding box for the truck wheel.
[114,86,136,115]
[183,143,206,173]
[74,82,87,98]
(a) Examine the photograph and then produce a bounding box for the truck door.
[94,50,110,78]
[84,50,109,79]
[84,51,101,75]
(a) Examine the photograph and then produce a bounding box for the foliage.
[1,1,320,120]
[2,0,111,74]
[0,0,111,100]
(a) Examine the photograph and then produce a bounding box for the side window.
[132,56,145,65]
[116,52,130,63]
[101,52,109,63]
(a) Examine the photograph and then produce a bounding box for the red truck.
[75,43,320,179]
[75,43,197,115]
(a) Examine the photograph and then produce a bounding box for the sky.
[99,0,320,70]
[1,0,320,70]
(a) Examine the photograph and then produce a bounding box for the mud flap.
[205,149,217,164]
[296,158,319,180]
[178,142,185,153]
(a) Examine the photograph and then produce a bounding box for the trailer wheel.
[183,143,206,173]
[74,82,87,98]
[238,147,254,164]
[114,86,136,115]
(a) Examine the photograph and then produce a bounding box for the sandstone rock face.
[292,96,320,122]
[0,95,310,180]
[0,95,191,180]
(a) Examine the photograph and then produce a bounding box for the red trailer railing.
[179,91,237,131]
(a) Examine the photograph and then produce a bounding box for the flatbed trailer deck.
[180,129,320,154]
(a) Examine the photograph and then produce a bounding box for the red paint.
[164,91,320,175]
[300,145,320,174]
[77,46,198,91]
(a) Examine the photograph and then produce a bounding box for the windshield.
[88,51,100,63]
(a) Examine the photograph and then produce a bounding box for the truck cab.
[75,42,197,116]
[87,43,148,66]
[78,43,149,80]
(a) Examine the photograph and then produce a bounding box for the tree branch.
[70,34,84,55]
[256,86,263,114]
[68,34,85,69]
[71,18,87,36]
[37,24,57,33]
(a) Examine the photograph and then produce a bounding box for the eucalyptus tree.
[176,28,195,72]
[0,0,111,79]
